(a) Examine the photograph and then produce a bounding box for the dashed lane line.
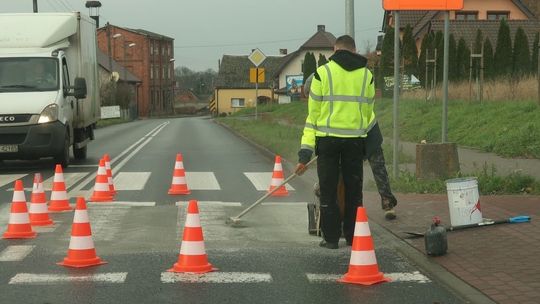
[161,272,273,284]
[9,273,128,284]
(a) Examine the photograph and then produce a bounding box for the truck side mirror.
[71,77,87,99]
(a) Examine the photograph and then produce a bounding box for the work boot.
[319,240,338,249]
[384,208,397,220]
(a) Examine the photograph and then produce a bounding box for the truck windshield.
[0,58,59,92]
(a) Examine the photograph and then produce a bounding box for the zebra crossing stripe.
[88,201,156,207]
[9,273,128,284]
[185,172,221,190]
[306,271,431,283]
[161,272,273,283]
[243,172,295,191]
[113,172,151,191]
[261,202,308,206]
[176,201,242,207]
[0,246,35,262]
[0,174,27,188]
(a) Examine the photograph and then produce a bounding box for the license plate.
[0,145,18,153]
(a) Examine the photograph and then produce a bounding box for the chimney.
[317,25,325,32]
[279,48,288,55]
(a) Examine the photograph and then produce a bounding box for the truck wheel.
[74,145,87,160]
[55,133,70,168]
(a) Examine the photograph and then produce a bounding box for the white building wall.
[278,50,334,89]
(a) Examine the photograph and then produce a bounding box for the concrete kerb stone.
[370,221,496,304]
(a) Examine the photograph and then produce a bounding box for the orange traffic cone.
[3,180,36,239]
[339,207,390,285]
[268,155,289,196]
[48,164,73,212]
[167,200,215,273]
[168,153,191,195]
[89,159,114,202]
[29,173,54,226]
[103,154,117,195]
[58,197,106,268]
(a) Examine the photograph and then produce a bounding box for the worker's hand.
[295,163,308,176]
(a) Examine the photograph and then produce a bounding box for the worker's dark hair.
[335,35,356,51]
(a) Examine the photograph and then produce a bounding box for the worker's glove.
[296,149,313,176]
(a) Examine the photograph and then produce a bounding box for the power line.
[58,0,76,11]
[174,37,308,49]
[54,0,70,11]
[45,0,59,11]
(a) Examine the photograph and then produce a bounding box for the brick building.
[97,24,175,117]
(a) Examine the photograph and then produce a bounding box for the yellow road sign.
[250,68,265,83]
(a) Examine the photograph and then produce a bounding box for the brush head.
[226,217,242,227]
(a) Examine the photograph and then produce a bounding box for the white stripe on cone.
[185,214,201,228]
[97,166,107,175]
[174,162,184,170]
[29,203,48,213]
[8,213,31,224]
[172,176,186,184]
[68,236,95,250]
[353,222,371,237]
[270,178,283,186]
[274,163,283,171]
[73,210,90,223]
[50,191,68,200]
[179,241,206,255]
[94,183,110,191]
[54,175,65,183]
[12,191,25,202]
[349,250,378,266]
[33,183,44,193]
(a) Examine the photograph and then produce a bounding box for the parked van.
[0,12,100,167]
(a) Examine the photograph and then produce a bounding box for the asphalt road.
[0,117,466,304]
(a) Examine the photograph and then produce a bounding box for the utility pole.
[345,0,355,39]
[442,11,450,143]
[33,0,38,12]
[392,11,400,178]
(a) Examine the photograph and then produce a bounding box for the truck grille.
[0,114,32,124]
[0,134,26,144]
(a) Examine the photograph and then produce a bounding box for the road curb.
[370,221,496,304]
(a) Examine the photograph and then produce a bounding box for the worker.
[303,75,398,223]
[295,35,374,249]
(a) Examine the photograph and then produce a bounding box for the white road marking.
[306,271,431,284]
[0,246,35,262]
[161,272,273,284]
[0,174,27,188]
[9,273,128,284]
[261,202,308,206]
[68,122,169,196]
[43,172,88,190]
[113,172,151,190]
[33,225,58,233]
[88,201,156,207]
[176,201,241,207]
[185,172,221,190]
[243,172,295,191]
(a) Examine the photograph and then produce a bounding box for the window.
[168,65,172,79]
[62,58,70,91]
[487,11,509,20]
[162,66,166,79]
[455,11,478,21]
[231,98,245,108]
[168,45,171,56]
[150,64,154,79]
[155,65,160,80]
[150,42,153,55]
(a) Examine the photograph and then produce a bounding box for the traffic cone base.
[339,207,390,286]
[58,253,107,268]
[268,155,289,197]
[29,217,54,227]
[3,180,37,239]
[168,256,215,273]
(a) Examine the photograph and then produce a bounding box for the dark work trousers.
[367,147,398,210]
[316,136,365,243]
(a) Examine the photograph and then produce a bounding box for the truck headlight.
[38,104,59,124]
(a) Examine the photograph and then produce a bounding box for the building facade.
[97,24,175,117]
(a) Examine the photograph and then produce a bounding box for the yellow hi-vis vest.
[300,60,376,152]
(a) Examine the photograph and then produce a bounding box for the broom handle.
[231,157,318,221]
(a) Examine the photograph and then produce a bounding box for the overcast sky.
[2,0,385,71]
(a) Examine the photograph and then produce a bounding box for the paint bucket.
[445,177,482,227]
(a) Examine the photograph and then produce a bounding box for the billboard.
[286,75,303,96]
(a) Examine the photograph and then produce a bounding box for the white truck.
[0,12,100,167]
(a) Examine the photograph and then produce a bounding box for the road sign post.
[382,0,463,177]
[248,49,267,120]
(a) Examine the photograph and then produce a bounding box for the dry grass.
[402,76,538,101]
